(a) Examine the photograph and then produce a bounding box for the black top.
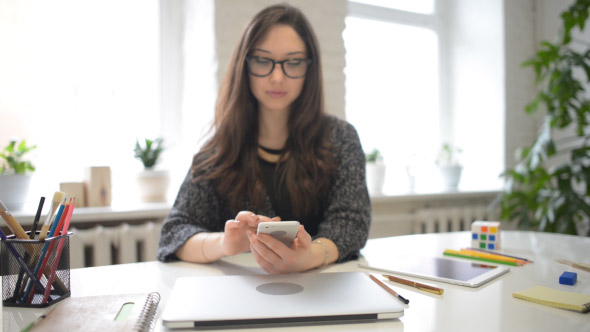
[257,146,322,235]
[157,115,371,263]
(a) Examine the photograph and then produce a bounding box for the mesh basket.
[1,232,71,307]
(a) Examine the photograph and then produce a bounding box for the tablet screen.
[399,257,495,281]
[359,255,509,287]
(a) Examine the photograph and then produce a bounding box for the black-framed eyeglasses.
[246,56,311,79]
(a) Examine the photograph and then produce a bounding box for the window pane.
[344,16,439,193]
[0,0,159,202]
[351,0,434,14]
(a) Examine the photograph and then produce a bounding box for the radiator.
[69,222,162,268]
[412,205,491,234]
[67,206,492,267]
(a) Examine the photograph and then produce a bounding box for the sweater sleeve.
[315,117,371,262]
[157,169,224,262]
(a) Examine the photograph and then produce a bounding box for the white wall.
[214,0,347,119]
[444,0,505,187]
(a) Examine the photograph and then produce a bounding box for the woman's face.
[248,24,307,115]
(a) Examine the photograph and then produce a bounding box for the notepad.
[29,292,160,331]
[513,286,590,313]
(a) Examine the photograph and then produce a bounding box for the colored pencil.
[443,249,520,266]
[41,198,75,304]
[468,247,533,263]
[459,249,528,265]
[23,200,69,303]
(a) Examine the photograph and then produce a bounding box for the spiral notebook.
[29,292,160,331]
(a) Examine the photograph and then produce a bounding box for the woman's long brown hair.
[191,3,337,216]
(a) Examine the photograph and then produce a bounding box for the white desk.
[2,231,589,331]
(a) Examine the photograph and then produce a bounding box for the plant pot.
[366,162,386,195]
[136,169,170,203]
[0,174,32,211]
[439,165,463,190]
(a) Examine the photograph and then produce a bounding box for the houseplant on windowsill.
[134,138,169,203]
[365,149,386,196]
[436,143,463,190]
[0,139,37,211]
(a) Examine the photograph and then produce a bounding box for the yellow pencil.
[0,200,28,240]
[460,249,527,265]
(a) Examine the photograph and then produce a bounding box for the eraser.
[559,271,577,285]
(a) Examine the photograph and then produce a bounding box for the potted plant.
[365,149,386,195]
[0,139,37,210]
[134,138,169,203]
[436,143,463,190]
[497,0,590,236]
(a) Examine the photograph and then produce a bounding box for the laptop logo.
[256,282,304,296]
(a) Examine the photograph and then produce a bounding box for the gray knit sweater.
[157,115,371,263]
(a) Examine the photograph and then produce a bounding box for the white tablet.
[359,255,510,288]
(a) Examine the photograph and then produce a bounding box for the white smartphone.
[256,221,300,247]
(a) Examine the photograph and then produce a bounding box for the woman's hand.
[223,211,279,256]
[247,225,320,274]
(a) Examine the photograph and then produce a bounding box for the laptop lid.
[161,271,404,329]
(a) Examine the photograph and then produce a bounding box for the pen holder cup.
[1,232,72,308]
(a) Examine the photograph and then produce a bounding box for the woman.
[157,3,370,274]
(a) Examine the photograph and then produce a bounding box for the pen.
[30,196,45,239]
[368,274,409,304]
[382,274,444,295]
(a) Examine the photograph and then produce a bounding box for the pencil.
[458,248,527,265]
[443,249,520,266]
[368,274,409,304]
[382,274,444,295]
[0,200,29,240]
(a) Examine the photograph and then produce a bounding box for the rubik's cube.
[471,221,501,250]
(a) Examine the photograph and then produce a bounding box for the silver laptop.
[161,271,404,329]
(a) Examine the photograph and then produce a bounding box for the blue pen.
[21,203,66,302]
[0,229,45,296]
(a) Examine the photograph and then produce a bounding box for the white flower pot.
[439,165,463,190]
[0,174,32,211]
[366,162,386,195]
[136,169,170,203]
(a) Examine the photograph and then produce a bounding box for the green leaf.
[0,139,36,174]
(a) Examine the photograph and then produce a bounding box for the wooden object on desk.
[59,182,87,207]
[84,166,112,207]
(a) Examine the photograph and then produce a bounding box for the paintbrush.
[37,191,65,241]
